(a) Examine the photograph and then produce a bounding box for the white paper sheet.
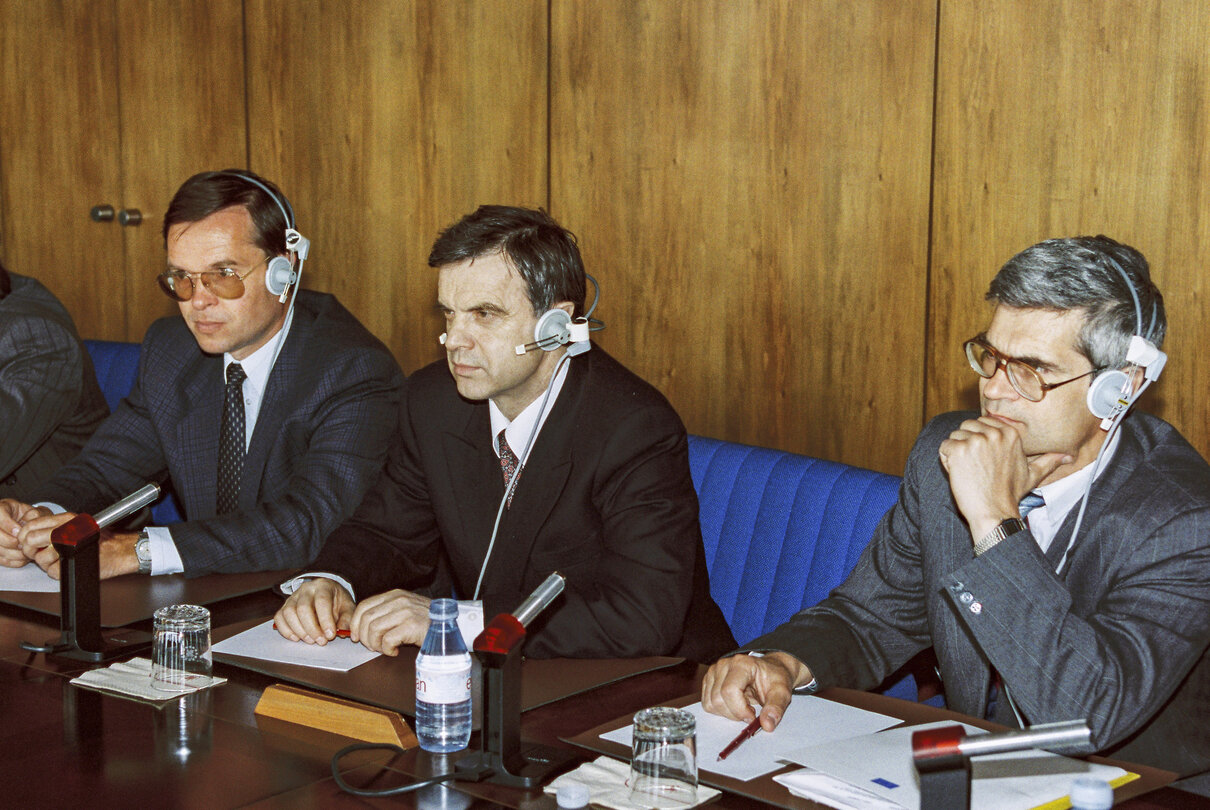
[602,696,900,781]
[211,619,381,672]
[0,562,60,592]
[782,720,1132,810]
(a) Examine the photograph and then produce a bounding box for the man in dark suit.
[0,262,108,498]
[702,236,1210,774]
[0,171,402,579]
[274,205,734,662]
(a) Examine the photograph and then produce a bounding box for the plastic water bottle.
[414,598,472,753]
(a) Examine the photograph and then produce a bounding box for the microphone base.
[20,628,152,663]
[454,743,578,788]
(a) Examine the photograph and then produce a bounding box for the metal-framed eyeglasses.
[963,337,1103,402]
[156,257,268,302]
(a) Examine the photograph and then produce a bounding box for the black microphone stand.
[20,483,160,661]
[455,572,579,788]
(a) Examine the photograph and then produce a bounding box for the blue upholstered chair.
[82,340,183,525]
[687,434,938,703]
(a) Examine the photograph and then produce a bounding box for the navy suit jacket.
[305,347,735,662]
[745,411,1210,775]
[32,290,403,576]
[0,273,107,498]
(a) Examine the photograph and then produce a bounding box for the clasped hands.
[0,498,138,580]
[274,578,433,655]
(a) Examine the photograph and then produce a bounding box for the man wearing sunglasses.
[0,170,402,580]
[702,236,1210,775]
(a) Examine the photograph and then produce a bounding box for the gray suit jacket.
[745,411,1210,775]
[0,273,107,498]
[32,290,403,576]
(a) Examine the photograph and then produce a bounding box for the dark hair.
[428,206,587,317]
[0,260,9,299]
[162,169,291,256]
[987,235,1166,369]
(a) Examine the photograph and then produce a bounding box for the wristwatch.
[974,518,1027,556]
[135,530,152,574]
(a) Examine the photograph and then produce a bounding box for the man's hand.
[275,578,356,645]
[16,510,74,573]
[26,527,141,581]
[938,416,1071,541]
[349,589,432,656]
[701,652,811,732]
[0,499,49,567]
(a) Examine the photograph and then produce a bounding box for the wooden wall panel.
[551,1,937,473]
[114,0,248,339]
[0,0,125,340]
[930,1,1210,459]
[244,0,547,373]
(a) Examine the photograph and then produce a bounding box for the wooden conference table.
[0,577,1203,809]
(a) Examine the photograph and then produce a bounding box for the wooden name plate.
[254,682,418,748]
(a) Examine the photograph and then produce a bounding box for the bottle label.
[415,654,472,705]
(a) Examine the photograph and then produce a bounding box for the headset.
[217,171,311,302]
[438,273,605,359]
[1083,256,1166,430]
[1052,251,1166,576]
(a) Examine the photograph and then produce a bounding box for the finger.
[0,550,29,567]
[757,678,794,732]
[33,545,60,578]
[1027,451,1074,487]
[717,663,762,722]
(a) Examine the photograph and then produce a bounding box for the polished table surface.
[0,585,1205,809]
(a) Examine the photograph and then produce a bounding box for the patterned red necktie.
[498,430,521,507]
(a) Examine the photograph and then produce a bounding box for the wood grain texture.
[550,1,937,472]
[929,1,1210,460]
[244,0,547,373]
[0,0,126,340]
[114,0,248,339]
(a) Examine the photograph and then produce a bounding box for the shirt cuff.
[146,526,183,576]
[280,572,357,601]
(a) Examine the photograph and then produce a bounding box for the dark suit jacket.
[0,273,107,498]
[306,347,735,662]
[32,291,403,577]
[745,411,1210,775]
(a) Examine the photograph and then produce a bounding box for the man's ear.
[554,300,575,318]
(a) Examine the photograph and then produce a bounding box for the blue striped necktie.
[1019,491,1045,522]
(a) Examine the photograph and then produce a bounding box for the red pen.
[717,716,762,761]
[272,622,351,639]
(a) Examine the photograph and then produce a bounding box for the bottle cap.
[428,598,459,621]
[556,782,590,808]
[1069,775,1114,810]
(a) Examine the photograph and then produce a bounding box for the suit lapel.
[171,354,224,519]
[242,309,311,510]
[1044,424,1143,574]
[447,359,582,598]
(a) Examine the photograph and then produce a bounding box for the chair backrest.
[687,435,901,645]
[83,339,143,412]
[82,340,183,525]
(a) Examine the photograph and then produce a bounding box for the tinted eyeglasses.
[156,258,267,302]
[964,337,1102,402]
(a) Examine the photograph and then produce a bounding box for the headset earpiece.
[1086,369,1131,420]
[264,256,298,297]
[534,309,572,347]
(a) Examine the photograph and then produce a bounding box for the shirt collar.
[490,357,571,460]
[1026,426,1122,551]
[222,305,294,399]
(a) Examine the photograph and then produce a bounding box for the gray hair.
[987,235,1165,370]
